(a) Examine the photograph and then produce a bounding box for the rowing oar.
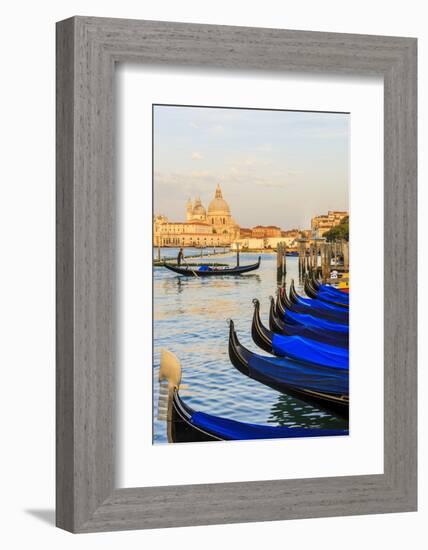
[183,258,199,277]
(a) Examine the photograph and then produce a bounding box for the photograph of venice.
[153,105,350,444]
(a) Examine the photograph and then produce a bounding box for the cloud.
[191,151,203,160]
[209,125,225,136]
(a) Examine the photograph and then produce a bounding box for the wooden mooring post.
[297,237,308,280]
[313,237,325,278]
[276,242,287,282]
[320,242,329,282]
[283,243,287,278]
[236,242,240,267]
[343,241,349,271]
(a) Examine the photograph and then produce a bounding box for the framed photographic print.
[56,17,417,532]
[152,104,350,447]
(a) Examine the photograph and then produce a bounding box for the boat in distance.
[162,256,261,277]
[228,320,349,418]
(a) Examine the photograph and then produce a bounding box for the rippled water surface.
[153,250,348,443]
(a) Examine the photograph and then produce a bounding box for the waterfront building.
[153,184,240,247]
[231,236,294,251]
[251,225,282,238]
[281,229,300,239]
[311,211,348,238]
[239,227,252,238]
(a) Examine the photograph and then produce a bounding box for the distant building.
[281,229,300,239]
[153,184,240,247]
[311,211,348,238]
[239,227,252,238]
[231,238,265,251]
[251,225,282,238]
[231,226,315,251]
[300,229,312,240]
[231,236,291,251]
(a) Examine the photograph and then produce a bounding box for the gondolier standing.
[177,247,184,266]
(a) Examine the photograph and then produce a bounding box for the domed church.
[186,184,240,241]
[154,184,240,248]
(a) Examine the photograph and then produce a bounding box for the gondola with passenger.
[163,256,261,277]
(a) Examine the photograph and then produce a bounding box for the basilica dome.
[208,184,230,214]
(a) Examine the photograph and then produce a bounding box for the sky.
[153,105,349,229]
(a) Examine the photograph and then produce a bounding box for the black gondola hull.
[163,257,261,277]
[170,390,221,443]
[229,320,349,418]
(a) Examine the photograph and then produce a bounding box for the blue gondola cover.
[284,310,349,332]
[247,353,349,394]
[271,333,349,369]
[295,294,347,312]
[281,322,348,348]
[317,287,349,305]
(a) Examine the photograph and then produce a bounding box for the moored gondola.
[311,271,321,290]
[171,389,348,442]
[288,280,350,319]
[251,299,349,369]
[229,320,349,418]
[276,286,349,324]
[290,279,348,310]
[304,276,320,299]
[163,257,261,277]
[269,297,349,348]
[161,349,348,442]
[276,286,292,317]
[304,276,349,306]
[282,307,349,333]
[276,286,349,326]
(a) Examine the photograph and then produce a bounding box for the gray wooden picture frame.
[56,16,417,533]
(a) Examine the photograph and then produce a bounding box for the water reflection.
[162,273,262,294]
[268,393,348,430]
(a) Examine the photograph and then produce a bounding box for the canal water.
[153,249,348,443]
